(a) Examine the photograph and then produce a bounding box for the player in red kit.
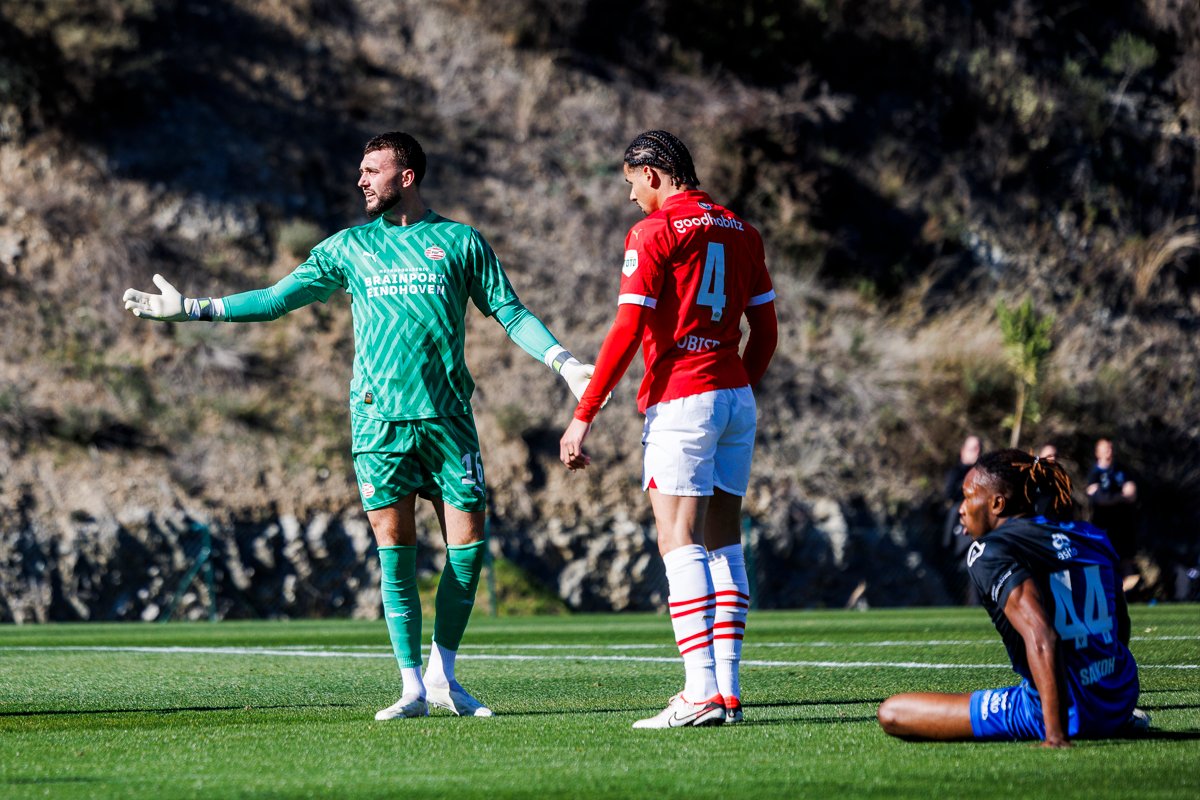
[560,130,778,727]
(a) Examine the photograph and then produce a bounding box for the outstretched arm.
[492,300,594,401]
[1003,578,1071,748]
[122,274,199,322]
[123,273,325,322]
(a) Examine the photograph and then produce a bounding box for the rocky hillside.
[1,0,1197,621]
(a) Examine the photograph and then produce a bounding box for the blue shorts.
[970,681,1080,741]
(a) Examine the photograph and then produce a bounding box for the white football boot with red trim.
[724,696,743,723]
[632,693,726,728]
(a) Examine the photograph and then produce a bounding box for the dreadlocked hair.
[623,130,700,189]
[974,448,1075,521]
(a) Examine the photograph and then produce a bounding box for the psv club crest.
[425,246,446,261]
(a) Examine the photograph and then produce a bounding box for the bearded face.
[365,181,402,218]
[358,149,406,218]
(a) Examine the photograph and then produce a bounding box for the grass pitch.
[1,605,1196,799]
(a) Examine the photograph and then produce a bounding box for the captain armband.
[185,297,227,322]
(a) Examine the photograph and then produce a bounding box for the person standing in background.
[1087,438,1140,587]
[939,435,981,604]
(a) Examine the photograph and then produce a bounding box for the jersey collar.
[661,190,714,212]
[378,208,438,232]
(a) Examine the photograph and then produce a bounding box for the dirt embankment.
[1,1,1197,620]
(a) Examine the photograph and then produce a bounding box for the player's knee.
[876,696,903,735]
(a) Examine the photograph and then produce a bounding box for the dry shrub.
[1132,217,1200,302]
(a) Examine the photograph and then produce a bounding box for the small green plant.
[1103,33,1157,119]
[1103,33,1157,84]
[996,298,1054,448]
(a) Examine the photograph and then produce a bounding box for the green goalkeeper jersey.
[219,210,555,420]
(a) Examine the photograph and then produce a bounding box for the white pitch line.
[0,645,393,659]
[1,645,1195,669]
[451,634,1200,649]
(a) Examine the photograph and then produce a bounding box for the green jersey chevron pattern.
[285,211,521,420]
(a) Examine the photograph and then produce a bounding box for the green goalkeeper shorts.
[350,411,487,512]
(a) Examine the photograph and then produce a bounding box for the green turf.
[1,606,1196,799]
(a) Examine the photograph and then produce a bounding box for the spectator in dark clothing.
[1033,443,1076,517]
[939,435,981,603]
[1086,438,1139,583]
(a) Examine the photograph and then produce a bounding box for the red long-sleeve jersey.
[576,191,776,422]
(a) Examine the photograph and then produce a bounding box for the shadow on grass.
[486,707,663,717]
[740,714,879,726]
[1073,730,1200,746]
[0,703,353,718]
[752,698,887,708]
[496,698,879,724]
[1142,730,1200,741]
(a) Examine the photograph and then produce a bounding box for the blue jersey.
[967,516,1138,735]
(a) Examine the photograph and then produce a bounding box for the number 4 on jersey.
[697,243,727,322]
[1049,565,1114,649]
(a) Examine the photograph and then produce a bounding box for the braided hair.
[364,131,427,185]
[974,448,1075,521]
[623,130,700,190]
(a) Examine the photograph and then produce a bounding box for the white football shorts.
[641,385,757,497]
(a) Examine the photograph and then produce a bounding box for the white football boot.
[1125,707,1152,735]
[724,696,744,724]
[426,683,494,717]
[633,693,726,729]
[374,695,429,720]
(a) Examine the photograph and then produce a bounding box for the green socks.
[378,545,422,668]
[379,540,486,669]
[433,540,487,651]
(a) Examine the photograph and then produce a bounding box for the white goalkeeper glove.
[545,345,595,401]
[123,274,222,321]
[559,358,595,402]
[123,274,186,321]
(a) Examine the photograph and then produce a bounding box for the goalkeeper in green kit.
[123,132,593,720]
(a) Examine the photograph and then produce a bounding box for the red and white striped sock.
[709,543,749,701]
[663,543,718,701]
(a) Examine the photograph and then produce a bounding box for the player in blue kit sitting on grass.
[877,449,1145,747]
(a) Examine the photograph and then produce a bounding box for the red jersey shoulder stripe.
[618,293,657,308]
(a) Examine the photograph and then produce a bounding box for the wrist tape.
[551,350,574,374]
[185,297,225,321]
